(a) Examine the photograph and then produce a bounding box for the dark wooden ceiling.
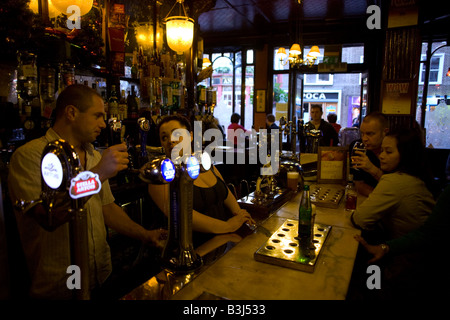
[189,0,450,51]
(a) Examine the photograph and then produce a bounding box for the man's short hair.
[363,111,389,130]
[230,113,241,123]
[55,84,101,119]
[327,113,337,123]
[266,114,275,123]
[310,104,323,112]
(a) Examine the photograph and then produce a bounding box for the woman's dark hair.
[156,114,192,135]
[387,127,432,189]
[230,113,241,123]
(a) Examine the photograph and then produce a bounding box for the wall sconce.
[277,45,321,68]
[164,0,194,55]
[202,57,211,69]
[446,67,450,77]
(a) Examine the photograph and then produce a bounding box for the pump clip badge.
[69,171,102,199]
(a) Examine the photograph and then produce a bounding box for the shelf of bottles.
[15,50,80,141]
[133,48,186,123]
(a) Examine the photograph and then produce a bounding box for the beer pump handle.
[138,117,151,158]
[108,118,123,145]
[14,198,43,213]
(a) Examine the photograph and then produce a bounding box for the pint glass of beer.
[287,171,299,191]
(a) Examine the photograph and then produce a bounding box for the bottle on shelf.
[17,51,39,116]
[39,65,56,120]
[108,85,119,119]
[119,89,128,120]
[345,174,357,210]
[131,50,138,79]
[162,78,172,115]
[298,184,312,241]
[171,78,182,112]
[127,85,139,119]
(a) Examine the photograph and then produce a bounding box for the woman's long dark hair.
[387,127,433,193]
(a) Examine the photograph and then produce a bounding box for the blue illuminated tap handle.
[161,155,202,272]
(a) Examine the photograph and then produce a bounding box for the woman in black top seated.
[148,115,255,246]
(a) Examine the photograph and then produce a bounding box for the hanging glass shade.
[135,23,153,49]
[165,16,194,55]
[52,0,93,16]
[136,21,163,52]
[164,0,194,55]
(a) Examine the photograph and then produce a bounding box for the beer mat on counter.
[309,184,345,208]
[254,219,331,273]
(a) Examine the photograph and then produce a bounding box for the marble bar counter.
[122,183,363,300]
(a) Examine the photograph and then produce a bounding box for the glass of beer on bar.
[287,171,299,191]
[351,142,366,170]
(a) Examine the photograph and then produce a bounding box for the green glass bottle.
[298,184,312,242]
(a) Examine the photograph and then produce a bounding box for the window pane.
[305,74,316,83]
[212,56,234,133]
[430,57,440,69]
[247,50,254,64]
[429,72,438,82]
[244,66,254,129]
[235,64,242,116]
[272,73,289,118]
[318,74,329,81]
[341,45,364,63]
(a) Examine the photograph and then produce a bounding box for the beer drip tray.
[254,219,331,273]
[309,184,345,208]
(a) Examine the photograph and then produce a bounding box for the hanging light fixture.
[51,0,93,16]
[276,1,320,68]
[277,45,321,68]
[164,0,194,55]
[135,21,163,52]
[29,0,60,18]
[135,23,154,50]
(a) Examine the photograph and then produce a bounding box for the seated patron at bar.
[350,112,389,196]
[354,184,450,299]
[148,115,255,246]
[303,104,339,149]
[350,128,435,240]
[8,84,166,299]
[348,128,436,300]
